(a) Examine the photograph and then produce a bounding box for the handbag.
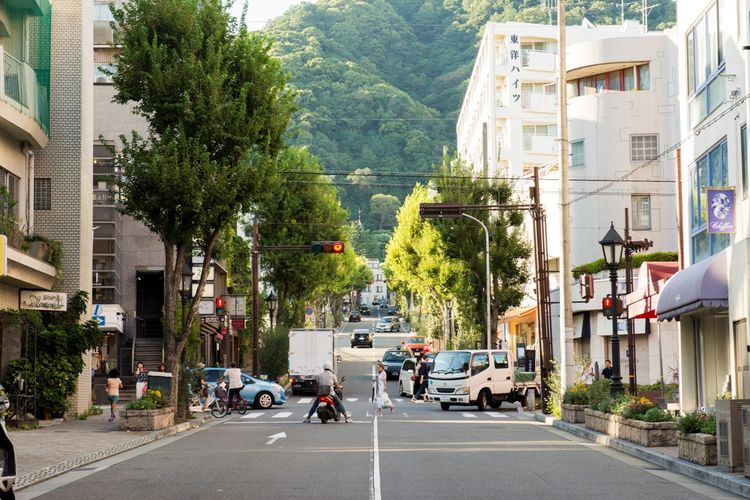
[410,374,418,381]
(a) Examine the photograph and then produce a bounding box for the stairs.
[134,337,164,372]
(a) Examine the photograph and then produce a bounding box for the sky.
[232,0,314,31]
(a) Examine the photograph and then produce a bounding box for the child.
[106,369,123,422]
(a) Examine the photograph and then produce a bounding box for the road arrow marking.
[266,432,286,445]
[272,412,293,419]
[240,412,264,419]
[461,412,477,418]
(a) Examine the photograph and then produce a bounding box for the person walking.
[134,361,148,400]
[601,360,613,380]
[375,361,394,416]
[412,355,430,402]
[106,369,123,422]
[412,356,422,397]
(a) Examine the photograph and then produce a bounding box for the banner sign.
[21,291,67,311]
[232,319,246,329]
[707,188,735,234]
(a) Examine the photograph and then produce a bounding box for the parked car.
[375,316,400,332]
[398,356,434,396]
[381,349,411,379]
[402,336,431,355]
[348,310,362,322]
[387,306,397,316]
[372,298,380,306]
[350,328,373,348]
[203,367,287,409]
[359,305,371,315]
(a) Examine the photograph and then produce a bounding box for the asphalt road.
[20,315,737,499]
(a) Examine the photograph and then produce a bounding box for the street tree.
[109,0,295,409]
[369,193,401,229]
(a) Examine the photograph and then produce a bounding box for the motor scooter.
[316,376,346,424]
[0,385,16,499]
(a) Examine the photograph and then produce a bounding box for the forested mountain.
[262,0,676,257]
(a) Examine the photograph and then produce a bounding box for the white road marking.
[372,416,381,500]
[461,412,477,418]
[346,398,359,402]
[272,412,293,419]
[297,398,313,404]
[266,432,286,445]
[394,398,403,403]
[484,412,508,418]
[240,412,264,419]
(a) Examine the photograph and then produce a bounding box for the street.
[20,315,737,499]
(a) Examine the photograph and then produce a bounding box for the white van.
[427,349,539,411]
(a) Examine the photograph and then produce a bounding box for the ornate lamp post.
[599,222,625,396]
[266,292,278,331]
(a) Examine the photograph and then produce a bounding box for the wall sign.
[20,291,67,311]
[707,187,735,234]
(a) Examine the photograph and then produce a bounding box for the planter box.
[561,403,588,423]
[677,431,717,466]
[584,409,677,447]
[119,407,174,431]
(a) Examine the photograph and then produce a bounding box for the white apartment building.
[359,259,388,307]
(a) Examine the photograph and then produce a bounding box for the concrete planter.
[677,431,717,466]
[561,403,588,423]
[584,409,677,447]
[119,407,174,431]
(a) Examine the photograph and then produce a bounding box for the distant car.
[372,299,380,306]
[402,336,431,355]
[203,367,287,409]
[359,305,371,315]
[350,328,373,348]
[380,302,388,309]
[375,316,400,332]
[398,356,434,396]
[381,349,411,379]
[387,306,397,316]
[348,310,362,322]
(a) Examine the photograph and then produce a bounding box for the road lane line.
[297,398,312,404]
[272,412,293,419]
[240,412,264,419]
[461,412,477,418]
[371,416,381,500]
[346,398,359,402]
[484,412,508,418]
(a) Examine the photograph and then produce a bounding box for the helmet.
[323,361,333,371]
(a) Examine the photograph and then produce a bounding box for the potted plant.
[119,389,174,431]
[676,411,717,465]
[585,395,676,446]
[561,382,589,423]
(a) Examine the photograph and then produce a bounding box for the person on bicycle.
[219,362,243,415]
[302,361,351,423]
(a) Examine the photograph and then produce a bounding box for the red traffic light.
[601,294,624,318]
[311,241,345,253]
[216,297,226,315]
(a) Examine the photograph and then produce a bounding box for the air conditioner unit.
[716,399,750,472]
[743,405,750,477]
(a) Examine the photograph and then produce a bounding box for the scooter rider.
[302,361,352,423]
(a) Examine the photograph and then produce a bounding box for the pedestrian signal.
[216,297,226,316]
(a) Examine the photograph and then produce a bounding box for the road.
[20,314,737,499]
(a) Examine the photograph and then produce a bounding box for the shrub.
[562,382,589,405]
[638,407,674,422]
[544,360,562,417]
[677,411,716,435]
[588,379,611,409]
[596,398,614,413]
[609,394,635,416]
[620,396,655,419]
[126,389,165,410]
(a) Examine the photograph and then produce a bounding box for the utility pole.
[532,167,553,412]
[557,0,574,389]
[624,208,637,395]
[251,219,260,376]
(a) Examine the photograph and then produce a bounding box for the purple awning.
[656,251,728,321]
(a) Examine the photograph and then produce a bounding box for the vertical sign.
[508,33,521,108]
[707,188,735,233]
[0,234,6,276]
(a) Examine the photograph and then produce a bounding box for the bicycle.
[210,391,248,418]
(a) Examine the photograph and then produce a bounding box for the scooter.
[316,377,346,424]
[0,384,16,499]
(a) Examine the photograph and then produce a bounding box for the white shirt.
[223,368,243,389]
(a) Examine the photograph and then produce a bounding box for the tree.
[110,0,295,410]
[369,193,401,229]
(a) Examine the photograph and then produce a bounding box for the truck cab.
[427,349,535,411]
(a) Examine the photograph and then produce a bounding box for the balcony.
[521,92,557,113]
[521,50,556,72]
[522,134,558,154]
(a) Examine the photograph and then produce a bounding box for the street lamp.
[599,222,625,396]
[266,291,278,331]
[462,213,492,350]
[180,255,193,332]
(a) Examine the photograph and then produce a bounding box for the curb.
[531,412,750,498]
[14,415,212,490]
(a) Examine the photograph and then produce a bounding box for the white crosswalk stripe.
[297,398,312,404]
[394,398,403,403]
[346,398,359,402]
[461,412,477,418]
[240,412,264,419]
[484,412,508,418]
[272,412,293,419]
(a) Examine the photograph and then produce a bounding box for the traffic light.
[216,296,226,316]
[310,241,345,253]
[579,273,594,301]
[601,294,624,319]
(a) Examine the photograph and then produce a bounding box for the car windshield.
[383,351,409,362]
[379,318,392,324]
[407,337,425,344]
[204,370,221,382]
[432,351,471,373]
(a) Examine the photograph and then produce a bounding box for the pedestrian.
[375,361,394,416]
[157,362,166,372]
[412,356,422,397]
[412,355,430,402]
[106,369,123,422]
[199,377,211,411]
[602,359,613,380]
[582,361,594,385]
[134,361,148,399]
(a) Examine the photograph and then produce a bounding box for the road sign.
[305,306,313,317]
[200,316,220,324]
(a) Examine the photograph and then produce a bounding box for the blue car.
[203,367,287,409]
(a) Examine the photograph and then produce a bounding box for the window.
[690,139,730,262]
[493,352,509,369]
[638,64,650,90]
[35,178,51,210]
[470,353,490,376]
[686,3,724,125]
[631,195,652,230]
[569,65,648,96]
[376,286,382,293]
[0,169,20,218]
[630,134,658,161]
[571,140,584,167]
[742,124,748,198]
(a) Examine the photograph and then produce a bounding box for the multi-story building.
[359,259,388,307]
[458,20,680,384]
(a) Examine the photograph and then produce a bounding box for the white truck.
[288,328,336,395]
[427,349,540,411]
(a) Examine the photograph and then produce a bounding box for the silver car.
[375,316,400,332]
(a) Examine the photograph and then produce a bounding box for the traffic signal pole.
[252,220,260,377]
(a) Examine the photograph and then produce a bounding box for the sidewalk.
[9,405,211,491]
[529,411,750,498]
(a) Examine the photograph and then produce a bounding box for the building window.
[741,124,748,198]
[376,286,382,293]
[34,178,51,211]
[686,3,724,126]
[569,65,648,96]
[630,134,658,161]
[690,138,730,262]
[0,168,20,217]
[631,195,652,230]
[570,140,584,167]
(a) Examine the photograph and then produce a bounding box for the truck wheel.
[525,390,536,410]
[440,403,451,411]
[489,400,502,409]
[476,390,489,411]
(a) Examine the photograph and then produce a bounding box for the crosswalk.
[224,409,516,422]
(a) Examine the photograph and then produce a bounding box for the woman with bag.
[375,361,394,416]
